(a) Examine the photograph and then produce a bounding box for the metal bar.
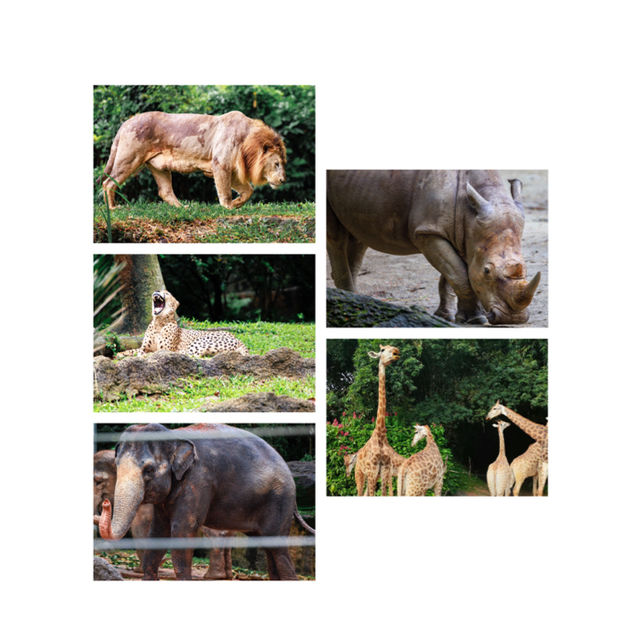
[95,535,316,551]
[95,425,315,443]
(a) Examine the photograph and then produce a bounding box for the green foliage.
[342,340,424,419]
[93,255,124,333]
[158,254,315,323]
[94,85,315,204]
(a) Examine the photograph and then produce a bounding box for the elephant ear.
[171,439,197,480]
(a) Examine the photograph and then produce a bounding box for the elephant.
[98,423,315,580]
[94,434,233,579]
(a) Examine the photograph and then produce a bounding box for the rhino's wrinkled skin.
[327,170,541,325]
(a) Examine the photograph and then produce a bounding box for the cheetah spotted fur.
[121,290,249,358]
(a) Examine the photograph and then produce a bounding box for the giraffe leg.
[536,462,548,496]
[433,477,443,496]
[513,474,524,497]
[388,475,395,496]
[366,472,378,496]
[355,467,365,496]
[380,466,392,496]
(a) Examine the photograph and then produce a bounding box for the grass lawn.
[94,321,315,412]
[94,201,315,243]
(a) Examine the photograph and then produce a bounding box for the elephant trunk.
[98,457,145,540]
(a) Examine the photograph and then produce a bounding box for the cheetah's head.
[151,290,179,321]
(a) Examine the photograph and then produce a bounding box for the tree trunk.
[111,255,166,335]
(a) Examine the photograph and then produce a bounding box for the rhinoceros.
[327,170,541,325]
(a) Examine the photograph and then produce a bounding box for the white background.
[4,1,639,638]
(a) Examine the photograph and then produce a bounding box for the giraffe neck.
[497,426,507,457]
[373,361,387,441]
[503,406,547,442]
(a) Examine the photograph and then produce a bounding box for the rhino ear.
[466,182,493,217]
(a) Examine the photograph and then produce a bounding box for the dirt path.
[326,170,548,327]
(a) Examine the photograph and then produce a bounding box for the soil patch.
[199,392,315,412]
[326,170,548,327]
[94,215,314,243]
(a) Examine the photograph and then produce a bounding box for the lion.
[101,110,286,210]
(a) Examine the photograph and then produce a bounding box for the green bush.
[94,85,315,204]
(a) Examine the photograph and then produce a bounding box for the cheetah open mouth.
[152,292,165,315]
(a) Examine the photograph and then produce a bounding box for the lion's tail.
[99,129,121,185]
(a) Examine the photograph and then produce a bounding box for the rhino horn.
[466,182,492,215]
[509,178,523,201]
[511,271,541,310]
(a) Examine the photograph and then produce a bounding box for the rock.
[94,348,315,402]
[326,287,458,327]
[287,461,315,508]
[199,393,315,413]
[94,556,123,580]
[202,348,315,379]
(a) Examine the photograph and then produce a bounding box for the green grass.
[93,201,315,243]
[183,320,315,358]
[94,321,315,412]
[94,374,315,412]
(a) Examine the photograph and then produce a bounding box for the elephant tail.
[293,509,315,535]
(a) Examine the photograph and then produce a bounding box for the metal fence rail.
[95,535,315,551]
[94,424,315,443]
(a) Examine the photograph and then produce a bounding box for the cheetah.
[119,290,249,358]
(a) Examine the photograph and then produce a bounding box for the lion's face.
[262,151,286,188]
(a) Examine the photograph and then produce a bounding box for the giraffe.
[397,425,446,496]
[486,401,548,496]
[351,344,401,496]
[345,447,407,496]
[510,441,543,496]
[486,420,514,496]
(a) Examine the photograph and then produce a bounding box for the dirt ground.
[326,170,548,327]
